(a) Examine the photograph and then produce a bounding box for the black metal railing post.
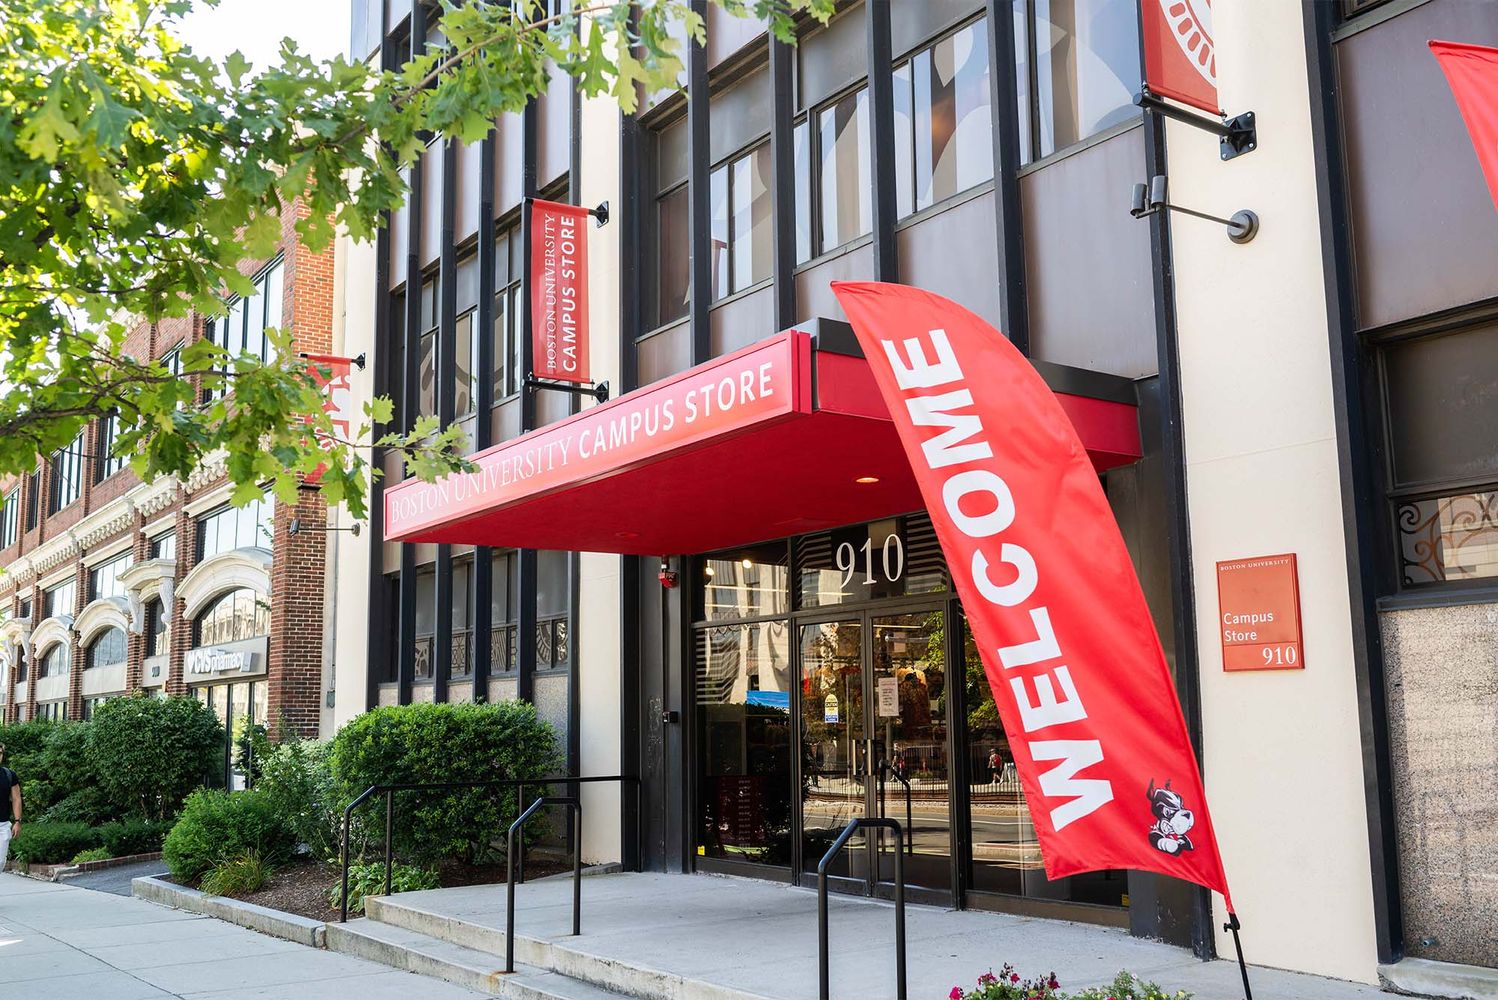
[817,818,906,1000]
[335,774,636,923]
[383,789,394,897]
[505,795,581,974]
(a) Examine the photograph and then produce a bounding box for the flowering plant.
[949,964,1063,1000]
[1066,971,1193,1000]
[947,968,1193,1000]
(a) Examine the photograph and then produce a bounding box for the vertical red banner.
[529,198,592,384]
[1141,0,1218,114]
[1430,40,1498,214]
[303,354,354,485]
[831,281,1234,909]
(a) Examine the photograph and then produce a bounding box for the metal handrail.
[505,796,581,974]
[337,773,637,922]
[817,817,906,1000]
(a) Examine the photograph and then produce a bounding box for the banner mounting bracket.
[1134,88,1257,161]
[524,374,610,403]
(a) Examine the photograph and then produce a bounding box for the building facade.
[334,0,1497,989]
[0,204,338,782]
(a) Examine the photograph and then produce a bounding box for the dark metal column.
[471,127,498,702]
[517,63,540,705]
[865,0,898,283]
[984,0,1030,355]
[1302,0,1403,964]
[566,55,583,778]
[396,0,427,708]
[686,0,711,365]
[433,135,458,705]
[1138,92,1213,962]
[365,1,394,714]
[769,33,798,330]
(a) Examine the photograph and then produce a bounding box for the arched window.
[86,628,126,670]
[39,643,69,678]
[193,589,269,647]
[145,598,169,658]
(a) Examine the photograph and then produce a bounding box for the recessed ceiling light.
[855,476,880,484]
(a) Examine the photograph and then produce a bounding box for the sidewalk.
[0,872,485,1000]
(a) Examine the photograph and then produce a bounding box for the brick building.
[0,201,336,783]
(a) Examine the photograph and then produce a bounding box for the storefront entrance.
[691,513,1128,916]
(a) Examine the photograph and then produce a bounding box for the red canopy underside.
[384,331,1141,557]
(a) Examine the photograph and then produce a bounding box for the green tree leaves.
[0,0,832,519]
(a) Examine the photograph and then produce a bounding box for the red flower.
[1011,974,1021,984]
[978,972,997,986]
[949,988,963,1000]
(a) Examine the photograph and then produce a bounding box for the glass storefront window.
[894,18,994,217]
[962,619,1126,905]
[1026,0,1141,160]
[696,621,793,866]
[796,515,946,608]
[654,184,690,329]
[700,543,789,622]
[197,496,272,559]
[193,588,269,646]
[816,87,872,254]
[86,628,126,670]
[145,598,169,658]
[89,554,132,601]
[44,578,76,619]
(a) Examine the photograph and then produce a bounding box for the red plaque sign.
[529,198,593,384]
[1215,554,1304,672]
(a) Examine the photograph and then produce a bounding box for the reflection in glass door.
[871,611,949,892]
[799,619,867,881]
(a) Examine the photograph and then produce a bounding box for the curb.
[131,875,327,949]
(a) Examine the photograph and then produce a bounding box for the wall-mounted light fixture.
[288,518,361,537]
[1130,174,1259,245]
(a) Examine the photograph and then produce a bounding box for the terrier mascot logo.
[1147,779,1196,855]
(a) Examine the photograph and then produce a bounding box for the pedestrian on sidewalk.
[0,743,21,871]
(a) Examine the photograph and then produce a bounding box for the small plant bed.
[949,967,1194,1000]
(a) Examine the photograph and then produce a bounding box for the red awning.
[383,324,1141,556]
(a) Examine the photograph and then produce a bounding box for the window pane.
[1013,1,1033,165]
[226,296,246,353]
[700,543,789,621]
[732,145,774,292]
[490,551,513,622]
[915,22,993,211]
[455,312,475,415]
[1033,0,1140,158]
[415,569,436,635]
[452,560,471,629]
[793,120,812,264]
[418,332,436,418]
[244,280,265,361]
[817,88,872,252]
[655,186,690,327]
[893,61,915,219]
[263,260,283,334]
[492,291,511,401]
[710,164,729,301]
[695,621,793,865]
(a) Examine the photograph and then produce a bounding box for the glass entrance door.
[870,611,949,894]
[798,609,951,895]
[799,619,869,883]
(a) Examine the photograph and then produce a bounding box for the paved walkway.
[62,860,170,896]
[380,872,1392,1000]
[0,872,485,1000]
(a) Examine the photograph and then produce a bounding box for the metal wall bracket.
[524,374,610,403]
[1134,88,1257,161]
[1131,174,1259,244]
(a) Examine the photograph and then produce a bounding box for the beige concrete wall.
[328,226,378,734]
[1166,1,1379,982]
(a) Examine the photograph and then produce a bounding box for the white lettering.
[997,607,1061,669]
[972,544,1037,607]
[1010,665,1087,733]
[907,389,994,469]
[1030,740,1113,830]
[942,469,1015,538]
[880,327,963,390]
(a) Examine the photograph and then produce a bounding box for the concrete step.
[364,893,767,1000]
[325,916,629,1000]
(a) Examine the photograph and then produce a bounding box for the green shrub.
[8,821,103,865]
[331,860,439,915]
[90,695,224,820]
[162,789,293,885]
[71,846,112,864]
[96,818,172,858]
[200,850,271,897]
[41,786,118,825]
[0,720,64,814]
[330,701,559,866]
[258,739,344,860]
[235,722,271,788]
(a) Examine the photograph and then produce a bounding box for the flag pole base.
[1225,913,1254,1000]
